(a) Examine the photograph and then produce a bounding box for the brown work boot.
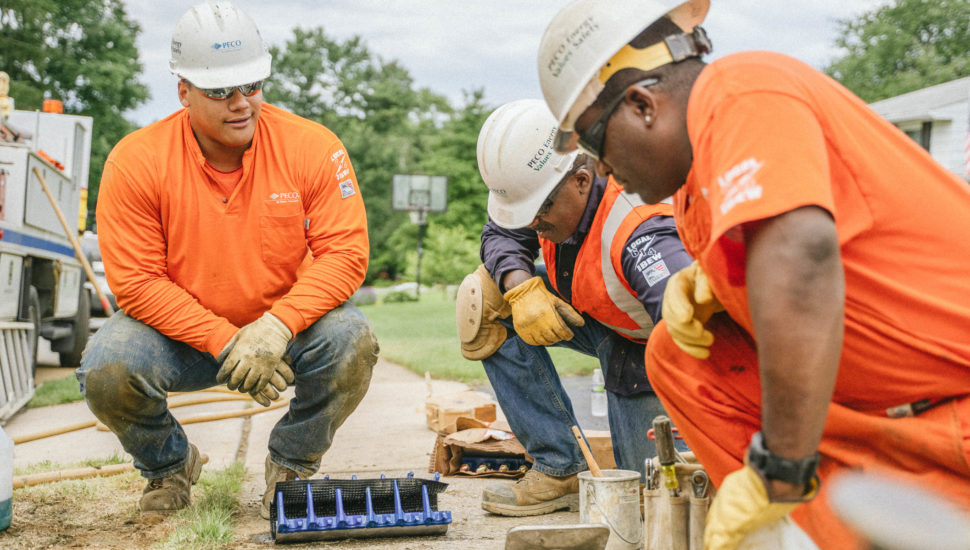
[482,468,579,516]
[139,443,203,514]
[261,454,301,520]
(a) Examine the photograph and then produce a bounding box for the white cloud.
[124,0,886,126]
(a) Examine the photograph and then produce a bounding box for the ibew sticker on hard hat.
[339,179,356,199]
[212,40,243,51]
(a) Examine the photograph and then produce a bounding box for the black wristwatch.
[746,431,819,486]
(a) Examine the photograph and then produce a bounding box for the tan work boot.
[261,454,301,520]
[482,468,579,516]
[139,443,203,514]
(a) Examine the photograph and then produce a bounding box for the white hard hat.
[477,99,580,229]
[538,0,708,152]
[169,0,272,88]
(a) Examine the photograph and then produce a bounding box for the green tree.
[825,0,970,102]
[0,0,149,222]
[404,223,482,286]
[264,27,492,282]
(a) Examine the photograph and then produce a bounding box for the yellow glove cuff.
[502,276,544,304]
[704,465,813,550]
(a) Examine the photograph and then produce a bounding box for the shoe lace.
[147,478,165,490]
[517,468,544,488]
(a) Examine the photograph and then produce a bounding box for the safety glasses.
[186,80,263,100]
[577,77,658,159]
[535,174,571,218]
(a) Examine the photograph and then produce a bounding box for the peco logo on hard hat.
[546,16,599,78]
[526,128,557,172]
[212,40,243,51]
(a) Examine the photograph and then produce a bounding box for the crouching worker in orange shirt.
[77,1,378,519]
[538,0,970,548]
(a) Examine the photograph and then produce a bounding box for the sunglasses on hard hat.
[577,77,659,160]
[184,79,263,100]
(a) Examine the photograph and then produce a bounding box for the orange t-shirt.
[675,52,970,410]
[97,103,369,357]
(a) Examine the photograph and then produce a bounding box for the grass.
[12,455,245,550]
[358,288,599,385]
[25,287,597,410]
[14,451,129,476]
[26,374,83,408]
[158,461,246,550]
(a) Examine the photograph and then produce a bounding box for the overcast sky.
[124,0,888,126]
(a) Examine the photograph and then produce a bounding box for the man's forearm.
[481,221,540,289]
[744,206,844,494]
[502,269,532,293]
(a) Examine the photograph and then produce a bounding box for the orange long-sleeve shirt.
[97,103,368,357]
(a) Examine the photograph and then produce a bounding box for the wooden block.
[584,430,617,470]
[425,390,497,432]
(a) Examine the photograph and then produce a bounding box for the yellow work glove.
[503,276,585,346]
[662,260,724,359]
[216,312,295,397]
[704,465,818,550]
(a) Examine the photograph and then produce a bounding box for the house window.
[903,122,933,151]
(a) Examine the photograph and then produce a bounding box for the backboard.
[391,174,447,213]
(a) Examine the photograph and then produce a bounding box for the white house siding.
[869,77,970,182]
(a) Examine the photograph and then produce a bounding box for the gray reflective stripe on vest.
[599,191,655,340]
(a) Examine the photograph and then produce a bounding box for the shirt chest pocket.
[260,214,307,267]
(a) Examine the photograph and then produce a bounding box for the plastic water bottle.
[590,369,607,417]
[0,426,12,531]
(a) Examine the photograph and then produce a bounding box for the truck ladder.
[0,321,35,421]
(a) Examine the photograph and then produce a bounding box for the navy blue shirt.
[481,177,693,326]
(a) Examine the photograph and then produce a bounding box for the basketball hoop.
[409,209,427,225]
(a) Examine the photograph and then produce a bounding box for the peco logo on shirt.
[717,157,764,215]
[266,191,300,204]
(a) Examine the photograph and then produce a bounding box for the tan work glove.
[704,465,818,550]
[503,276,585,346]
[246,361,291,407]
[216,312,295,398]
[662,260,724,359]
[456,265,512,360]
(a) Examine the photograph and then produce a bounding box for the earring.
[644,114,653,124]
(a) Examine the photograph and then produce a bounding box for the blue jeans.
[483,315,671,481]
[77,303,379,479]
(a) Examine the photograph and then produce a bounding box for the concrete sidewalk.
[4,342,591,549]
[6,357,469,476]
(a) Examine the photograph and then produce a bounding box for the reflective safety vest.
[542,179,673,342]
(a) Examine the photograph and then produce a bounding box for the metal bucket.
[579,469,642,550]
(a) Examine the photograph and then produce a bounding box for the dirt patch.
[2,358,586,548]
[0,472,174,549]
[1,470,582,549]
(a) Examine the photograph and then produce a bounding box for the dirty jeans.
[76,303,379,479]
[483,315,670,481]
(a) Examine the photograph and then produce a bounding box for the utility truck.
[0,95,93,420]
